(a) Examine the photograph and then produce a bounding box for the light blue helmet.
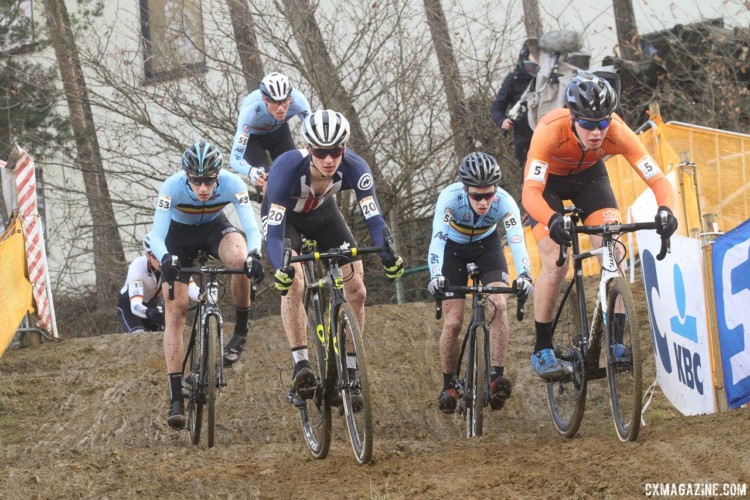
[181,139,223,177]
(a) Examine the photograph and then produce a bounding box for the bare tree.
[612,0,638,60]
[423,0,473,160]
[225,0,265,90]
[522,0,543,38]
[42,0,125,301]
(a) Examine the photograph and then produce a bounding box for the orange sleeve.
[610,121,676,210]
[522,120,557,225]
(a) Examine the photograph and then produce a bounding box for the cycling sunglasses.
[466,191,496,202]
[188,175,219,186]
[576,117,612,131]
[310,147,345,159]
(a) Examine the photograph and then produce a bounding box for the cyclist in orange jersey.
[521,73,678,380]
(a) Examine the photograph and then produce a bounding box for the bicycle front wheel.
[546,281,587,438]
[605,277,642,442]
[206,314,219,448]
[463,324,487,438]
[298,277,332,459]
[337,303,372,465]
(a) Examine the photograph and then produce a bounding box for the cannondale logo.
[357,173,373,191]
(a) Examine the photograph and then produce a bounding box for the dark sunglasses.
[188,175,218,186]
[467,191,496,202]
[310,147,345,159]
[576,117,611,131]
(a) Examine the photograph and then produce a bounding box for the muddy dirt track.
[1,292,749,499]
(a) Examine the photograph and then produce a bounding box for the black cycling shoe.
[223,333,247,367]
[167,399,185,429]
[292,360,316,399]
[438,386,460,414]
[489,375,512,410]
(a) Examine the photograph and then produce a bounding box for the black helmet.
[565,72,618,119]
[181,139,223,177]
[459,152,502,187]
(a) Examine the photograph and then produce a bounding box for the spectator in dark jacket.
[491,39,540,182]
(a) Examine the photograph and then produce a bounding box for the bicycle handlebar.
[434,279,525,321]
[555,216,671,267]
[167,254,247,301]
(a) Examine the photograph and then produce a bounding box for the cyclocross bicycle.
[175,251,251,448]
[284,231,397,465]
[545,206,670,442]
[435,263,527,438]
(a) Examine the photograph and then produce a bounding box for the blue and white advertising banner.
[711,219,750,409]
[631,192,717,415]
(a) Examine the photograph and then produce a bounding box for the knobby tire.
[605,277,642,442]
[206,314,219,448]
[337,303,373,465]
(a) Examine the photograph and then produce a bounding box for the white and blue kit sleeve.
[427,187,453,279]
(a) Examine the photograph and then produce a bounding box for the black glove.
[146,306,165,326]
[427,276,446,300]
[161,253,179,283]
[274,266,295,296]
[548,213,572,247]
[381,254,405,280]
[515,272,534,299]
[245,250,265,283]
[655,206,678,238]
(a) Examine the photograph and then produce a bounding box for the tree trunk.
[43,0,125,300]
[613,0,638,60]
[522,0,543,38]
[225,0,265,91]
[422,0,472,160]
[279,0,382,186]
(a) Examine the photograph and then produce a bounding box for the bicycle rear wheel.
[298,273,332,459]
[463,324,487,438]
[546,281,587,438]
[337,303,372,465]
[187,327,203,445]
[206,314,219,448]
[605,277,642,442]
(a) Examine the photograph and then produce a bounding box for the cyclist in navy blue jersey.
[151,139,264,428]
[261,109,404,397]
[229,72,311,193]
[427,152,534,414]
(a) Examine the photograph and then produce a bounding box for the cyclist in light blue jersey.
[427,152,534,414]
[151,139,264,429]
[229,72,311,193]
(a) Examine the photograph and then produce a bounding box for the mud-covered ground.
[2,283,749,499]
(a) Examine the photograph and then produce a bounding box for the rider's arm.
[427,187,453,279]
[521,121,558,225]
[343,151,389,255]
[611,117,676,210]
[262,160,294,271]
[229,93,261,176]
[497,190,533,277]
[223,171,262,255]
[126,259,149,318]
[491,72,515,127]
[289,89,311,121]
[151,173,181,261]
